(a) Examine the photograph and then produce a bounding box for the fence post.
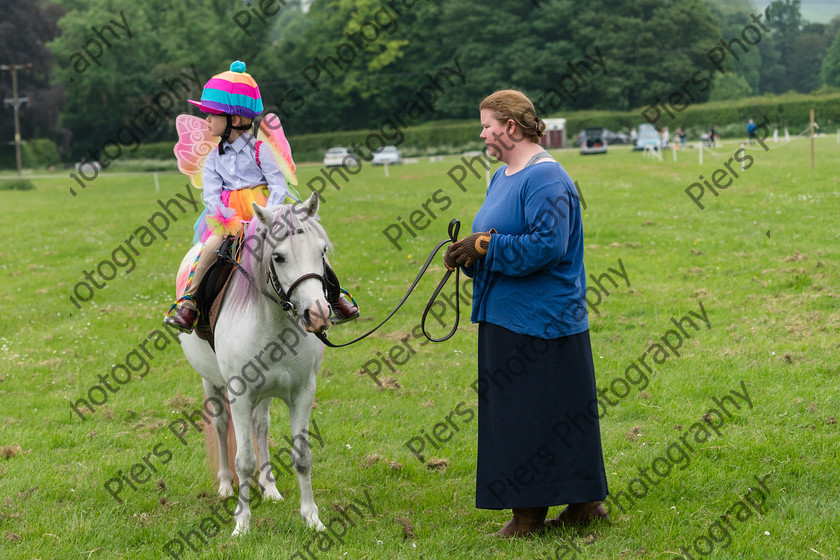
[810,109,815,169]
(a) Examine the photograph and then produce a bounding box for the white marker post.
[784,127,790,142]
[154,171,160,191]
[699,143,703,166]
[773,128,778,143]
[810,109,815,170]
[741,142,746,172]
[384,162,389,178]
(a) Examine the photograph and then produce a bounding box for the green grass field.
[1,136,838,559]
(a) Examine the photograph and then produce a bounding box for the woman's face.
[480,109,514,163]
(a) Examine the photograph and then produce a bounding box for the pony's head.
[232,193,333,333]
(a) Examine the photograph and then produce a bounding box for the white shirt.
[202,132,289,212]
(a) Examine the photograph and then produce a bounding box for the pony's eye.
[272,253,286,264]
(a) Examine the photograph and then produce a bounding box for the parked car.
[323,147,352,167]
[371,146,402,165]
[575,128,629,146]
[634,124,662,151]
[603,129,630,145]
[580,127,608,155]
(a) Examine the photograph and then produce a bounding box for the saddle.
[193,235,239,350]
[192,234,343,350]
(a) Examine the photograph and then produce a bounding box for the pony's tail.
[203,389,240,487]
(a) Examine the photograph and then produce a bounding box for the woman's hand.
[447,229,496,268]
[444,244,459,271]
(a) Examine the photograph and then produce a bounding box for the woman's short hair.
[479,89,546,143]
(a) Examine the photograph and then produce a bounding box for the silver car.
[371,146,402,165]
[323,147,352,167]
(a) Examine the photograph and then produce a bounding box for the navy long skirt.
[475,323,609,509]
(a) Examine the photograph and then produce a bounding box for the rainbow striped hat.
[188,61,263,119]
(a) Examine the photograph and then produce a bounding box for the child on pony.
[164,61,358,332]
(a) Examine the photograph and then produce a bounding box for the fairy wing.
[258,113,298,188]
[173,114,217,189]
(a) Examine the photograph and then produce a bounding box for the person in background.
[708,124,717,147]
[747,119,757,145]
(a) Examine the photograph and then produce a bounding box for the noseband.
[267,264,330,314]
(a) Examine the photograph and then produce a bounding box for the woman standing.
[445,90,609,538]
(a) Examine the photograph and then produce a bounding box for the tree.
[0,0,66,161]
[709,72,752,101]
[787,23,831,92]
[703,0,761,94]
[48,0,272,159]
[821,28,840,88]
[433,0,721,115]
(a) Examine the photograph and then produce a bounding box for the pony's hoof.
[231,526,249,537]
[263,486,283,502]
[218,484,234,498]
[303,512,325,531]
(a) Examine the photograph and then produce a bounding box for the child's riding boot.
[331,292,360,325]
[164,236,223,333]
[165,302,198,333]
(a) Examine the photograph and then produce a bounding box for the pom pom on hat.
[230,61,246,73]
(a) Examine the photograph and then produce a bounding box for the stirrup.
[164,297,199,332]
[330,289,360,325]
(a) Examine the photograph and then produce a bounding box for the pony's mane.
[225,204,331,314]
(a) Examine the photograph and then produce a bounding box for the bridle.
[266,263,331,315]
[222,229,335,318]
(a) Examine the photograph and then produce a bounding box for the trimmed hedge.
[120,141,178,161]
[288,120,484,162]
[7,93,836,169]
[287,92,840,159]
[0,139,61,170]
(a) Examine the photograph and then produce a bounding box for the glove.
[448,229,497,268]
[444,244,459,271]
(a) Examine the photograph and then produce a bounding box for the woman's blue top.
[465,160,588,339]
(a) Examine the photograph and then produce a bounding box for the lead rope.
[221,220,462,346]
[316,219,462,347]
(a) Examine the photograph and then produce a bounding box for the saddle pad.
[194,235,239,349]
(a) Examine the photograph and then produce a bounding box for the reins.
[222,219,464,346]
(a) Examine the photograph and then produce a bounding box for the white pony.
[176,194,331,536]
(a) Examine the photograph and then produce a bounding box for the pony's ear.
[301,192,319,218]
[252,202,275,227]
